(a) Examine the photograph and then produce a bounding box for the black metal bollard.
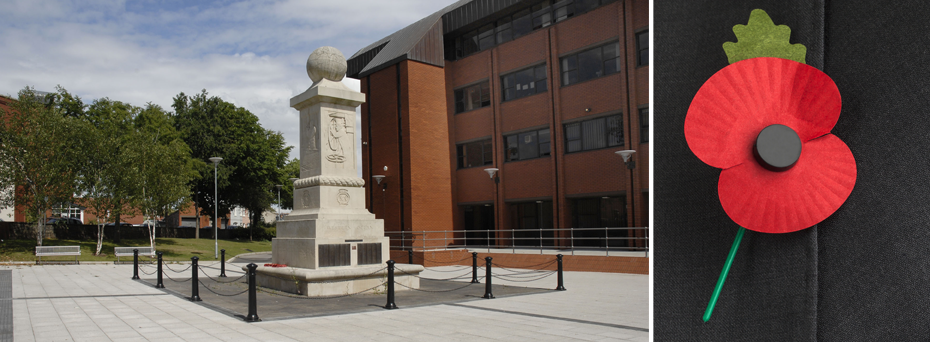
[155,252,165,288]
[471,252,479,283]
[191,256,202,301]
[220,249,227,277]
[556,254,566,291]
[483,257,494,299]
[245,263,260,322]
[384,260,397,309]
[132,249,140,280]
[408,250,414,264]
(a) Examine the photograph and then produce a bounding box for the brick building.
[348,0,648,250]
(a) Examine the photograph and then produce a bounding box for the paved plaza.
[2,253,647,341]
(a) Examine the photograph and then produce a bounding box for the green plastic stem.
[703,226,746,322]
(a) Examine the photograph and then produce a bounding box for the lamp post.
[275,185,282,221]
[615,150,636,248]
[209,157,223,259]
[484,168,499,249]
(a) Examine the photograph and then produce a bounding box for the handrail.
[384,227,649,257]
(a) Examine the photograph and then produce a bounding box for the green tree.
[132,103,197,250]
[172,90,291,237]
[76,97,142,252]
[0,87,82,246]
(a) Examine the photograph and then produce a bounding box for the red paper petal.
[717,134,856,233]
[685,57,842,169]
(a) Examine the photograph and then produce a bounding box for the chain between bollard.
[155,252,165,288]
[132,249,140,280]
[191,256,202,301]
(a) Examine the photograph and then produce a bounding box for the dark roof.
[347,0,535,79]
[347,0,470,78]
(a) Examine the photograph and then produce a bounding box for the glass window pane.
[576,0,599,13]
[480,82,491,107]
[456,145,465,168]
[637,31,649,66]
[582,118,606,150]
[604,57,620,75]
[462,30,478,56]
[482,140,493,164]
[535,65,547,80]
[603,42,619,60]
[606,115,623,146]
[466,142,482,167]
[554,1,573,21]
[538,129,550,143]
[507,135,520,161]
[512,10,532,37]
[496,20,512,44]
[536,80,547,93]
[577,48,602,82]
[640,108,649,143]
[454,89,465,113]
[519,131,539,159]
[478,24,495,51]
[515,68,535,99]
[464,85,477,111]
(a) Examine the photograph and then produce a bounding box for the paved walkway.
[2,253,647,341]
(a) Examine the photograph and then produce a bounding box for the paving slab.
[2,252,647,341]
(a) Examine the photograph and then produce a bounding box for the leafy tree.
[0,87,83,246]
[77,97,142,252]
[172,90,291,238]
[133,104,197,250]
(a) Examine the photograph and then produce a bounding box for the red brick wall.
[402,60,454,238]
[363,66,404,233]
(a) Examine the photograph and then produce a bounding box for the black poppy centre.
[753,124,802,171]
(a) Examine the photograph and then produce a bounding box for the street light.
[209,157,223,259]
[615,150,636,248]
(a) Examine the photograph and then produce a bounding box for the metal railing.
[384,227,649,257]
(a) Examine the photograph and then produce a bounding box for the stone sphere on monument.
[306,46,347,83]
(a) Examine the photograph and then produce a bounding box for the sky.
[0,0,460,162]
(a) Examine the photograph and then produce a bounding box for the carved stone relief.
[336,189,350,206]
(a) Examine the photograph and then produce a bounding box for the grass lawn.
[0,237,272,263]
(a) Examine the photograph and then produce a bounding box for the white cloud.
[0,0,458,161]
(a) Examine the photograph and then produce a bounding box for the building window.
[450,0,617,60]
[560,42,621,86]
[505,128,550,162]
[51,203,84,222]
[639,107,648,143]
[510,201,554,246]
[571,196,627,247]
[636,30,648,67]
[456,139,493,169]
[502,64,548,101]
[565,114,623,153]
[454,82,491,113]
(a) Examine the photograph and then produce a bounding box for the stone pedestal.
[255,47,422,295]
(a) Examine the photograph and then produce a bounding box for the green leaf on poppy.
[722,9,806,64]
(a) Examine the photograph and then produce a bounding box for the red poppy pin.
[685,9,857,321]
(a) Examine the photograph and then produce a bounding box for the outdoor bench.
[115,247,155,262]
[35,245,81,264]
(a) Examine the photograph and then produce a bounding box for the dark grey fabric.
[656,1,930,340]
[819,2,930,340]
[654,2,823,341]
